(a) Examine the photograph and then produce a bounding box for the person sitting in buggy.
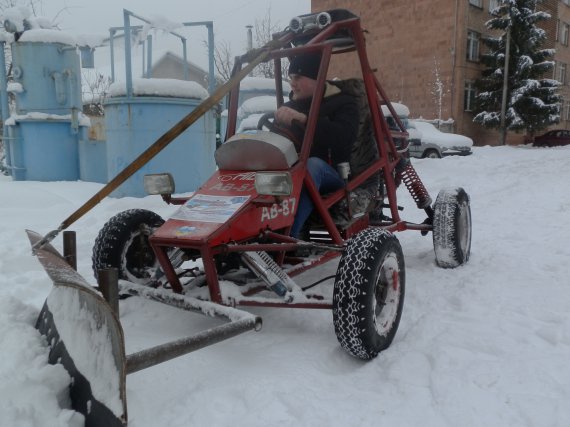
[274,52,379,238]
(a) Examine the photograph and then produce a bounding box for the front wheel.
[432,187,472,268]
[423,149,441,159]
[92,209,165,283]
[333,228,405,360]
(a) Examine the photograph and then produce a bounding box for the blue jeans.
[291,157,345,238]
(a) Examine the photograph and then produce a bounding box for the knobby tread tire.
[333,228,405,360]
[92,209,164,282]
[432,187,472,268]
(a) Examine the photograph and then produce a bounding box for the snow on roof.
[381,102,410,118]
[108,77,208,99]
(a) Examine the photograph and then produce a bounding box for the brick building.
[312,0,569,146]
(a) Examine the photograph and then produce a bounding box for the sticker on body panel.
[170,194,250,223]
[261,197,296,221]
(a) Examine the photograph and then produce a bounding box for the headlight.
[255,172,293,196]
[289,12,331,33]
[143,173,175,195]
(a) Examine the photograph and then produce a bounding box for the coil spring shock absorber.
[400,162,432,209]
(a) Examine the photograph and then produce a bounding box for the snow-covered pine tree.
[474,0,561,135]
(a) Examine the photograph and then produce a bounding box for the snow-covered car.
[409,120,473,158]
[236,95,288,132]
[382,102,421,150]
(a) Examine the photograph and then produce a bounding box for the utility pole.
[500,8,511,146]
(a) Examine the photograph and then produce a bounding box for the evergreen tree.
[474,0,560,135]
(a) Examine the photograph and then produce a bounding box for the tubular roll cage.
[148,13,433,308]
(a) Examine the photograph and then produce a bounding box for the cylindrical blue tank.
[11,32,82,114]
[5,31,83,181]
[104,95,216,198]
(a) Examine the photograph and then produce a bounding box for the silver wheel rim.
[373,252,401,336]
[458,201,472,257]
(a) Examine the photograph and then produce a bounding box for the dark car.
[533,130,570,147]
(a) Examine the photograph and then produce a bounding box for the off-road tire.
[433,187,472,268]
[333,228,405,360]
[92,209,164,283]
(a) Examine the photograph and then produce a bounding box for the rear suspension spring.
[400,163,432,209]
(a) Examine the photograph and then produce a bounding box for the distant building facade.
[149,52,209,89]
[312,0,568,145]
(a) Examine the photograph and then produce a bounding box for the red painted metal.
[144,12,434,310]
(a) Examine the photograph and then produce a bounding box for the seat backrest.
[329,79,379,183]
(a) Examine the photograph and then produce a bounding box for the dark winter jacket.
[284,82,360,167]
[329,79,379,178]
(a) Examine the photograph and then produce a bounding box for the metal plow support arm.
[27,230,261,426]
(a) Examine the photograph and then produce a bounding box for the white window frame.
[557,62,567,85]
[467,30,480,62]
[489,0,500,13]
[562,23,570,46]
[469,0,483,8]
[464,81,476,112]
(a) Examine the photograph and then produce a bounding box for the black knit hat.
[288,53,322,80]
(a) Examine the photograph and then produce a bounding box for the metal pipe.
[0,41,10,125]
[147,35,153,78]
[182,38,189,81]
[62,231,77,270]
[125,316,261,374]
[98,268,119,316]
[109,29,116,82]
[183,21,216,93]
[207,22,215,93]
[123,10,133,98]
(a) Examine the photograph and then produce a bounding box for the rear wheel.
[433,187,472,268]
[333,228,405,360]
[92,209,164,283]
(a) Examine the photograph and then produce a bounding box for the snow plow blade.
[29,230,128,426]
[27,230,262,426]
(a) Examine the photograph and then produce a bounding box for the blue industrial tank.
[104,78,216,198]
[4,29,85,181]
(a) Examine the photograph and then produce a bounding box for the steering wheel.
[257,112,302,148]
[257,112,278,132]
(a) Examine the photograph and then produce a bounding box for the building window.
[469,0,483,8]
[561,22,570,46]
[489,0,500,13]
[466,30,480,61]
[464,81,476,112]
[556,61,567,85]
[563,0,570,6]
[565,101,570,121]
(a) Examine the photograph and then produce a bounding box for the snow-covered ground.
[1,145,570,427]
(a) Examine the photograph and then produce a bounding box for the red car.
[533,130,570,147]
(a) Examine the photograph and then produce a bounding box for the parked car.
[382,103,421,151]
[532,130,570,147]
[409,120,473,158]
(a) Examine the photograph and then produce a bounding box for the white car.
[409,120,473,158]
